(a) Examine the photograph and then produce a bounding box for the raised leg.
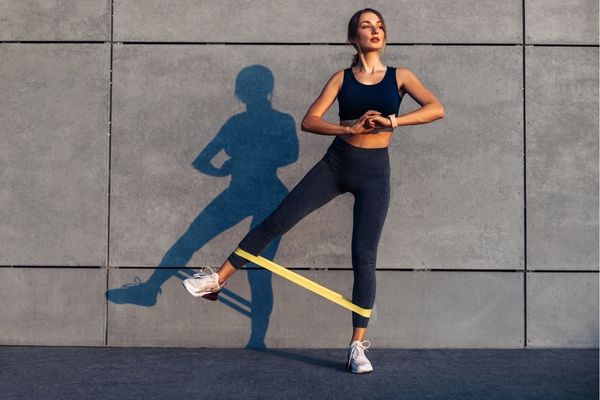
[225,158,345,271]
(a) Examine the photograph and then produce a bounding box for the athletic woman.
[182,8,445,373]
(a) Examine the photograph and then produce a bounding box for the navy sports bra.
[337,66,402,120]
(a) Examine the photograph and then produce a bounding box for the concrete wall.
[0,0,597,348]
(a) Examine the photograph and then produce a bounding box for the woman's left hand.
[367,114,392,129]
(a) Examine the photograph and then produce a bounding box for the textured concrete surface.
[0,1,597,348]
[1,346,598,400]
[0,44,110,266]
[0,268,106,346]
[109,44,525,271]
[527,272,599,347]
[112,0,525,43]
[526,46,599,271]
[526,0,599,44]
[0,0,111,41]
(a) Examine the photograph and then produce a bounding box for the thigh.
[266,158,345,231]
[351,174,391,264]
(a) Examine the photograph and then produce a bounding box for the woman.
[183,8,445,373]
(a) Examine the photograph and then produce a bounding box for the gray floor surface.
[1,346,598,399]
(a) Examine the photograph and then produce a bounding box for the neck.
[356,52,385,72]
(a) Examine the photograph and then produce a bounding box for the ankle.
[216,273,227,286]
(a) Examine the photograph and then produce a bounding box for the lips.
[370,38,380,42]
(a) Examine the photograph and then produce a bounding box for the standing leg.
[225,158,345,270]
[349,174,391,331]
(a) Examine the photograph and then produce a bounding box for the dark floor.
[0,346,598,400]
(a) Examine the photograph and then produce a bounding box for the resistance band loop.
[233,248,372,318]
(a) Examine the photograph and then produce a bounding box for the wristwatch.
[388,114,398,128]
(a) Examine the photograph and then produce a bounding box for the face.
[355,12,385,50]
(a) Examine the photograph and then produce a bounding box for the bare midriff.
[338,131,392,149]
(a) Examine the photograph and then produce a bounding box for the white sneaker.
[182,266,226,300]
[347,339,373,373]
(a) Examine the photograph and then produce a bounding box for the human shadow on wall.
[106,65,298,349]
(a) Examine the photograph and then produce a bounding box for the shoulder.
[321,68,346,93]
[396,67,421,83]
[329,68,346,85]
[394,67,413,96]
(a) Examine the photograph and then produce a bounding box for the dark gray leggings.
[227,135,391,328]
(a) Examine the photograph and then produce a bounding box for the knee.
[351,256,377,276]
[351,247,378,265]
[227,251,247,270]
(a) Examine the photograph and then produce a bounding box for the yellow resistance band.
[233,247,372,318]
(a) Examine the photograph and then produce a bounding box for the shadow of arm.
[191,130,231,177]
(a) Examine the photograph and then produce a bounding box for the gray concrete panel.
[0,0,111,41]
[383,45,524,270]
[372,270,524,348]
[527,272,599,347]
[0,267,106,345]
[107,268,522,348]
[0,44,110,266]
[526,46,599,271]
[526,0,599,44]
[109,44,523,271]
[113,0,522,43]
[109,43,363,268]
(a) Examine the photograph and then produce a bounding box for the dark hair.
[346,8,387,68]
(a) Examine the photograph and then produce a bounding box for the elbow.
[301,116,314,132]
[300,119,308,132]
[432,104,446,121]
[436,104,445,120]
[424,102,445,122]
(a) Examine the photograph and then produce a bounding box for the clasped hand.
[348,110,392,135]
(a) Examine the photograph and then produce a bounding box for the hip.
[323,136,390,177]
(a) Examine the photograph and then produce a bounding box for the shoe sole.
[182,279,225,301]
[347,363,373,374]
[347,359,373,374]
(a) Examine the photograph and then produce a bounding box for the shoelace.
[191,266,222,289]
[348,339,371,366]
[192,266,215,278]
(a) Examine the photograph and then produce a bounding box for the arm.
[394,68,445,126]
[300,70,352,136]
[191,126,230,177]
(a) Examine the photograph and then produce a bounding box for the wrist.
[387,114,398,129]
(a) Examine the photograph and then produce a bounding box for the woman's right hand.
[348,110,382,135]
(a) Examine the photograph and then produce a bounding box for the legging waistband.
[331,135,389,155]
